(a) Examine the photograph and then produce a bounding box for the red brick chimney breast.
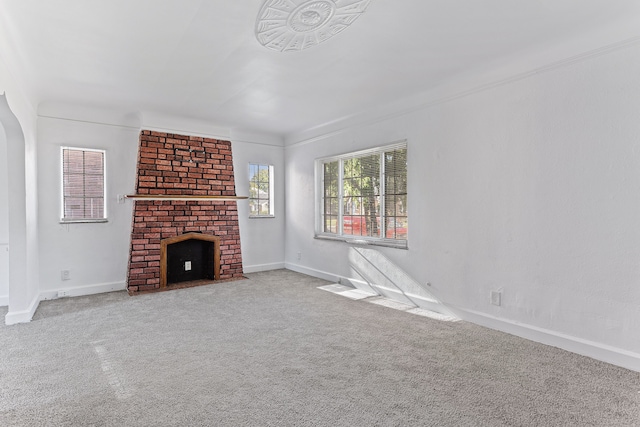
[127,130,243,294]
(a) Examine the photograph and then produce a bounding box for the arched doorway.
[0,120,8,305]
[0,93,37,324]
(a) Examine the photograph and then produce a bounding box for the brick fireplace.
[127,130,244,294]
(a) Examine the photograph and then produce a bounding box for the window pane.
[64,174,84,197]
[322,161,339,233]
[65,150,84,174]
[330,199,338,215]
[64,198,84,219]
[259,202,269,216]
[85,174,104,197]
[62,148,105,221]
[85,198,104,219]
[249,163,273,217]
[249,199,259,215]
[84,151,103,173]
[317,144,405,244]
[382,147,407,241]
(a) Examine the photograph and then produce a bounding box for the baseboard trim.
[284,263,640,373]
[5,294,40,325]
[0,295,8,307]
[40,281,127,301]
[285,264,457,317]
[284,263,340,283]
[370,284,458,318]
[243,262,285,274]
[456,307,640,373]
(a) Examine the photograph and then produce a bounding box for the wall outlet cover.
[490,290,502,306]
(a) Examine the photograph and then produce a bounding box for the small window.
[249,163,274,217]
[316,141,407,248]
[61,147,106,222]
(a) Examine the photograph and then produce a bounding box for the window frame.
[248,163,275,218]
[60,146,107,224]
[315,141,408,249]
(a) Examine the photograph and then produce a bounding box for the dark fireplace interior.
[167,239,215,285]
[160,232,221,289]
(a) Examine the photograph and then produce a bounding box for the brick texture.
[127,130,243,294]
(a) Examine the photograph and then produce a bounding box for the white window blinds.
[61,147,106,222]
[317,141,407,248]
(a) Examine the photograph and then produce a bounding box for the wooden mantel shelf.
[125,194,248,201]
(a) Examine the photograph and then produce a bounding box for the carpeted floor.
[0,269,639,426]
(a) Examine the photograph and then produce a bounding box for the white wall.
[285,42,640,369]
[37,115,139,296]
[232,139,286,272]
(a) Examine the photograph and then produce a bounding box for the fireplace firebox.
[161,233,220,288]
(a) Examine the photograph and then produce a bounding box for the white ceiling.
[1,0,639,138]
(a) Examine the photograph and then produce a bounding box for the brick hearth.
[127,130,243,294]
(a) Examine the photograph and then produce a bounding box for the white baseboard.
[243,262,285,274]
[285,264,457,318]
[40,281,127,301]
[5,294,40,325]
[284,262,341,283]
[456,307,640,373]
[370,284,458,318]
[284,263,640,373]
[0,295,8,307]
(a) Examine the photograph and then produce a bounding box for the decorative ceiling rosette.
[255,0,372,52]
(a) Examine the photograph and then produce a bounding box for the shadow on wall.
[347,247,456,318]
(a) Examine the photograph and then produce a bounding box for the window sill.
[60,219,108,224]
[314,234,408,250]
[249,215,276,219]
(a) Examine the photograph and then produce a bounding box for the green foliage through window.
[249,164,274,217]
[317,142,407,247]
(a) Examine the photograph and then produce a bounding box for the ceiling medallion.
[255,0,372,52]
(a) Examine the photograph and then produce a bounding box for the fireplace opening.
[160,233,220,288]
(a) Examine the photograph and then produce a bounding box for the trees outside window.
[249,163,274,217]
[317,142,407,248]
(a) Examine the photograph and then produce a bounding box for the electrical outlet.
[297,252,301,260]
[117,194,125,204]
[185,261,192,271]
[490,290,502,306]
[58,290,70,298]
[61,270,71,281]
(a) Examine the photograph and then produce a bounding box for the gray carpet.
[0,269,639,426]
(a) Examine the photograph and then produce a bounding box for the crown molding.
[285,29,640,148]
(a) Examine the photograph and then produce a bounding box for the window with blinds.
[249,163,274,217]
[317,141,407,248]
[61,147,106,222]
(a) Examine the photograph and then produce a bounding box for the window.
[316,142,407,248]
[249,163,274,217]
[61,147,106,222]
